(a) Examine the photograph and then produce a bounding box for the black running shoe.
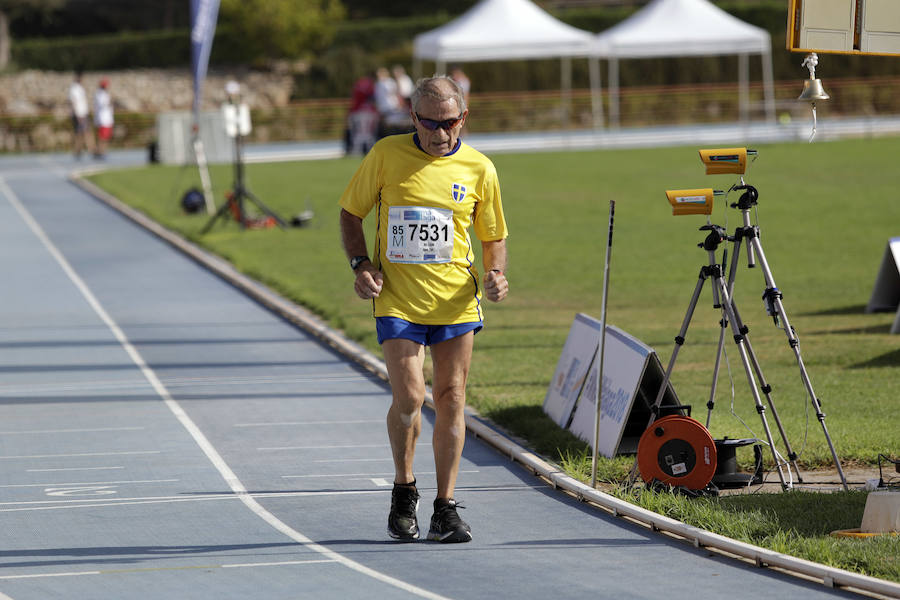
[426,498,472,543]
[387,482,419,540]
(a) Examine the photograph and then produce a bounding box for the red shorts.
[97,126,113,141]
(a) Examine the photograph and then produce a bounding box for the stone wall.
[0,68,296,118]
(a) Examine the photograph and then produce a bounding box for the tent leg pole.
[589,56,604,130]
[561,56,572,129]
[762,49,776,123]
[610,58,619,129]
[739,53,749,123]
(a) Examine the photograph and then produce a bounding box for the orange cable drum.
[637,415,718,490]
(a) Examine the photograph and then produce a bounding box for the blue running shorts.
[376,317,482,346]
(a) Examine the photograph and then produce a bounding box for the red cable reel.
[637,415,718,490]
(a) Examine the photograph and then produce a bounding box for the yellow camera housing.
[698,148,756,175]
[665,188,717,216]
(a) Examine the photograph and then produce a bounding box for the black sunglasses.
[415,113,463,131]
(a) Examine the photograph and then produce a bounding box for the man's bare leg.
[430,331,473,500]
[382,338,426,484]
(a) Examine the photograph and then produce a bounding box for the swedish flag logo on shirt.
[451,183,467,203]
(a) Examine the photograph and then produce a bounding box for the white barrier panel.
[543,313,681,456]
[866,236,900,333]
[156,110,232,165]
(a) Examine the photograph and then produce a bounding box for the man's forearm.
[340,209,369,259]
[482,239,507,273]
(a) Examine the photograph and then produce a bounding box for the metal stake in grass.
[591,200,615,488]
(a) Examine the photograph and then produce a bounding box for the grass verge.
[87,136,900,583]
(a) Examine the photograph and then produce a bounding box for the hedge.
[10,3,900,98]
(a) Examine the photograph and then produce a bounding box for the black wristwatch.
[350,255,370,271]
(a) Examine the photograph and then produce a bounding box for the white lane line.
[283,470,481,479]
[0,486,541,514]
[1,177,452,600]
[0,559,337,581]
[0,451,160,460]
[0,479,179,489]
[313,458,393,463]
[0,571,100,580]
[222,559,335,569]
[0,373,371,395]
[235,419,382,427]
[0,490,388,513]
[28,467,125,473]
[258,443,429,451]
[0,427,144,435]
[371,478,391,487]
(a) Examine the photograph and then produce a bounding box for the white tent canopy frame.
[412,0,604,128]
[592,0,776,128]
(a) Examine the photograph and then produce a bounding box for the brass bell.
[798,77,830,102]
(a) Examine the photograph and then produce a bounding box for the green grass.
[87,137,900,582]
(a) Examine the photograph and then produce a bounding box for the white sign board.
[223,102,252,138]
[543,313,602,428]
[155,110,231,165]
[543,314,681,456]
[866,237,900,333]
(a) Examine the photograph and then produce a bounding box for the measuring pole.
[591,200,615,488]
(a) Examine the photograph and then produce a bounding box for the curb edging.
[70,172,900,600]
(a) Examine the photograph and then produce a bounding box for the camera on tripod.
[644,147,850,492]
[698,147,757,175]
[665,188,724,216]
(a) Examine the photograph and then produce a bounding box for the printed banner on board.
[567,325,653,456]
[543,313,680,457]
[190,0,221,118]
[543,313,602,428]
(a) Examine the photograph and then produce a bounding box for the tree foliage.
[219,0,345,62]
[0,0,64,68]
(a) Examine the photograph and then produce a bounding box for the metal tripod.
[706,184,848,490]
[649,223,795,489]
[201,127,287,234]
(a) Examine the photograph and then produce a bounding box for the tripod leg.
[728,301,804,482]
[715,275,791,489]
[706,323,727,429]
[243,188,288,228]
[626,267,710,487]
[648,267,711,426]
[201,196,238,234]
[707,232,745,428]
[749,235,849,491]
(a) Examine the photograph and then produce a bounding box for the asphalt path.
[0,150,862,599]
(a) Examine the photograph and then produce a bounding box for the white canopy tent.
[593,0,776,128]
[412,0,603,127]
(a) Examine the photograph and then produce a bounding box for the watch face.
[351,256,368,270]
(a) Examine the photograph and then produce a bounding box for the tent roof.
[593,0,771,58]
[413,0,594,63]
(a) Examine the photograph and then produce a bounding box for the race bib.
[387,206,454,264]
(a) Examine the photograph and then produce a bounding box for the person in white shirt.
[68,71,93,158]
[392,64,414,107]
[92,78,114,158]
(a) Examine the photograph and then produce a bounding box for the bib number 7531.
[387,206,454,264]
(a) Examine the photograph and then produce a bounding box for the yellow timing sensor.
[665,188,722,216]
[698,148,757,175]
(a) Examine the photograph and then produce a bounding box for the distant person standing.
[392,64,414,108]
[450,66,470,105]
[68,71,93,158]
[92,78,114,159]
[374,66,412,137]
[374,67,401,116]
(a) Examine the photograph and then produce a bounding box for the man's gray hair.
[410,76,467,114]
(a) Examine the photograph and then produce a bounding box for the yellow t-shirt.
[340,133,508,325]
